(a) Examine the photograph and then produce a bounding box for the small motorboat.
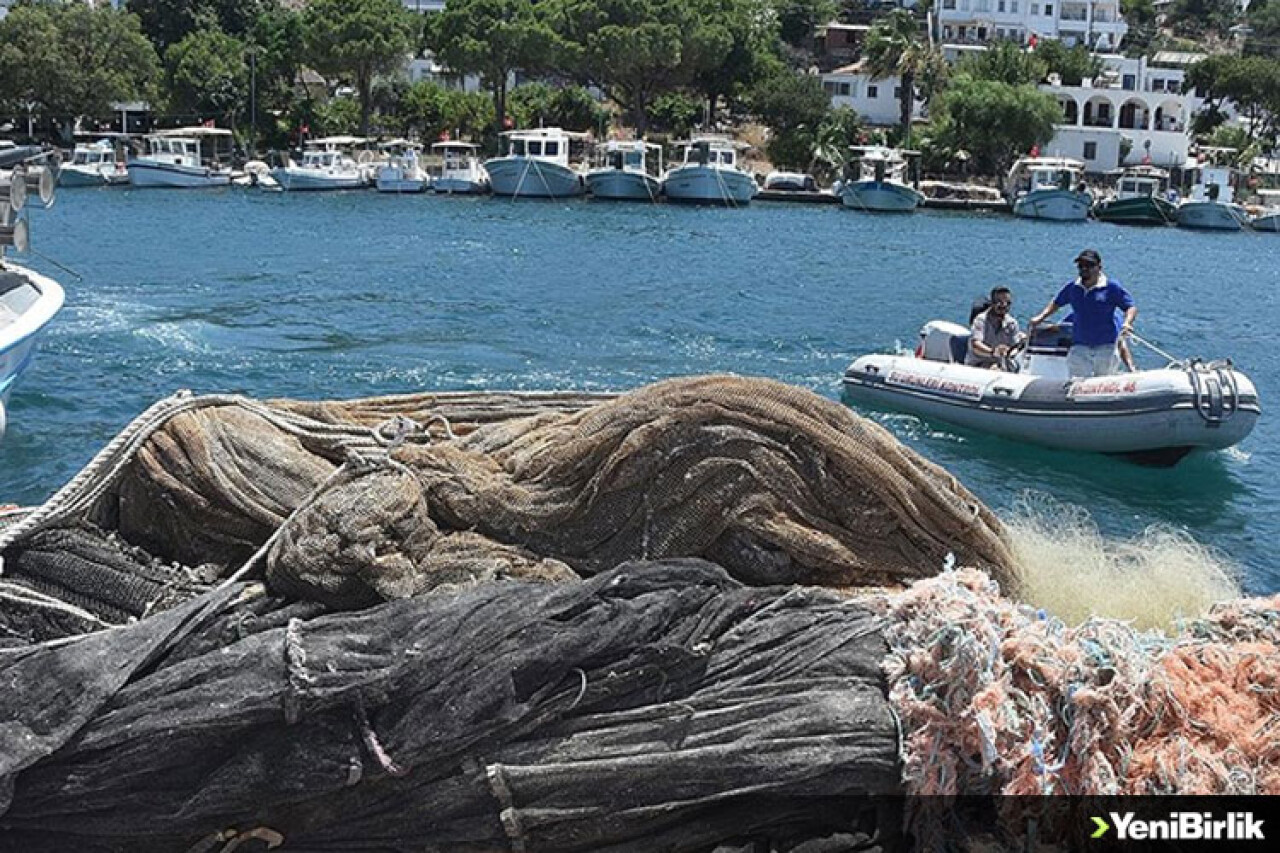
[1092,165,1177,226]
[432,141,489,195]
[1175,157,1251,231]
[842,319,1260,465]
[662,137,757,206]
[1,161,64,440]
[59,139,129,187]
[585,140,662,201]
[838,146,924,212]
[763,170,817,192]
[484,128,587,199]
[375,140,429,193]
[1006,156,1091,221]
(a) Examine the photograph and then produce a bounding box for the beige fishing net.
[91,376,1018,608]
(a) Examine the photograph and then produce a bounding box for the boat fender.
[0,399,6,440]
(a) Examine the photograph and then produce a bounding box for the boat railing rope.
[1128,332,1182,367]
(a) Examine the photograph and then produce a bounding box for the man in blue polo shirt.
[1028,249,1138,378]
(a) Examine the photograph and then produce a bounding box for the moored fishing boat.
[129,128,234,189]
[585,140,662,201]
[431,141,489,194]
[662,137,756,206]
[484,128,587,199]
[1093,165,1176,226]
[59,139,128,187]
[1175,157,1251,231]
[838,146,924,212]
[1006,156,1091,221]
[272,137,370,191]
[842,319,1260,465]
[374,140,428,193]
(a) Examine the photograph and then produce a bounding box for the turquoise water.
[3,188,1278,593]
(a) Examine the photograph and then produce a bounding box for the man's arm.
[1028,299,1060,328]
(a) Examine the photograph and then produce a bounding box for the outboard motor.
[917,320,971,363]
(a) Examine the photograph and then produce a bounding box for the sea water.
[3,188,1277,594]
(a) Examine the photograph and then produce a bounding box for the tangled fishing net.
[51,375,1017,612]
[875,568,1279,800]
[0,375,1272,852]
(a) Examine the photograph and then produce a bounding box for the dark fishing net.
[0,560,901,852]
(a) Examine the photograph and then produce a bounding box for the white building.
[937,0,1128,51]
[1041,54,1198,172]
[821,61,925,127]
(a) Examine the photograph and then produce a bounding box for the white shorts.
[1068,344,1120,378]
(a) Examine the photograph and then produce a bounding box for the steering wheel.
[997,337,1028,373]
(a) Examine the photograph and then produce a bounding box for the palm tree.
[863,9,944,147]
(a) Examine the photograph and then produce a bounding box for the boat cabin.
[70,141,120,168]
[680,137,746,169]
[499,128,589,168]
[1113,165,1169,200]
[144,128,234,166]
[433,141,480,169]
[596,140,662,175]
[1008,157,1086,195]
[847,146,918,185]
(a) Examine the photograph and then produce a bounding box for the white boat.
[128,128,234,189]
[763,171,817,192]
[59,140,128,187]
[839,146,924,212]
[484,128,586,199]
[431,141,489,194]
[1,159,64,440]
[662,137,757,206]
[1252,189,1280,231]
[585,140,662,201]
[375,140,428,193]
[842,319,1259,466]
[272,137,371,191]
[1176,159,1251,232]
[1006,156,1091,221]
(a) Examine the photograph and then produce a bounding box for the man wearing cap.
[1028,249,1137,378]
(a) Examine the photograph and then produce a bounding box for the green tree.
[932,75,1060,180]
[684,0,776,127]
[0,4,160,138]
[1186,55,1280,152]
[747,68,829,168]
[1120,0,1157,54]
[1031,39,1104,87]
[773,0,836,50]
[546,0,701,134]
[302,0,414,136]
[166,27,248,127]
[431,0,562,135]
[864,10,942,146]
[506,82,605,131]
[127,0,270,52]
[1167,0,1240,40]
[648,91,701,136]
[961,39,1046,86]
[1246,0,1280,58]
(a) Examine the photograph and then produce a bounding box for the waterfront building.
[821,61,925,128]
[1041,53,1201,172]
[937,0,1128,51]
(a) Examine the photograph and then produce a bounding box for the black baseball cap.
[1074,249,1102,266]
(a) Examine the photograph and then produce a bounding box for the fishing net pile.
[0,374,1271,851]
[874,567,1280,803]
[0,560,902,852]
[2,374,1017,628]
[0,375,1017,850]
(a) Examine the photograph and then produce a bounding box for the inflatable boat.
[842,320,1260,465]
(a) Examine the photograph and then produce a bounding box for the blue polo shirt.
[1053,277,1134,346]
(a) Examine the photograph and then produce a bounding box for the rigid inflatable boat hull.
[842,355,1260,463]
